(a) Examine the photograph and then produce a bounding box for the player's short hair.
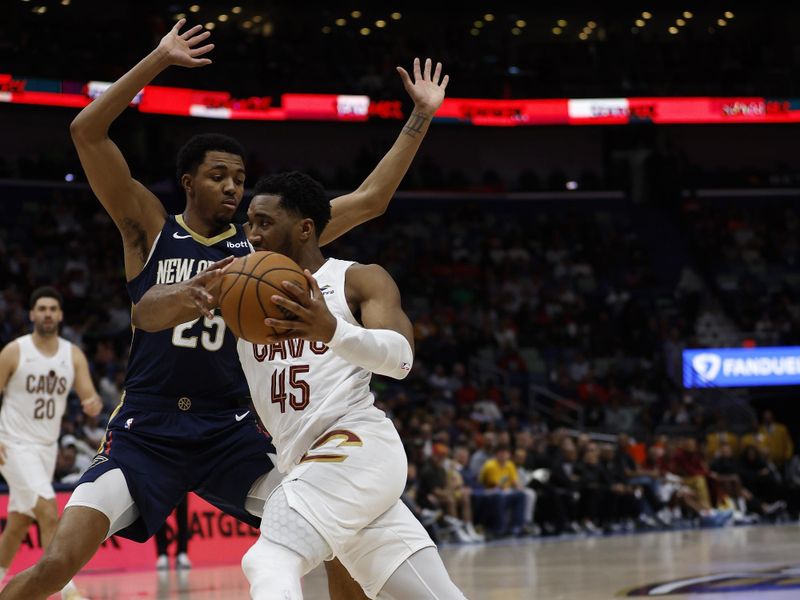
[30,286,63,309]
[252,171,331,237]
[175,134,246,182]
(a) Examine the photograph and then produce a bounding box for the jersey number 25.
[171,314,226,351]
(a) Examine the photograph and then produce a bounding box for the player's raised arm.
[70,19,214,280]
[319,58,450,246]
[266,265,414,380]
[71,346,103,418]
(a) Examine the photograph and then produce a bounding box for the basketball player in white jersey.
[242,173,464,599]
[0,287,102,600]
[137,172,466,598]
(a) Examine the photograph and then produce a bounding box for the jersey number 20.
[34,398,56,420]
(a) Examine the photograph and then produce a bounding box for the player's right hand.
[0,442,6,466]
[157,18,215,68]
[397,57,450,115]
[179,256,235,318]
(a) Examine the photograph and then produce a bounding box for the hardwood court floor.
[63,523,800,599]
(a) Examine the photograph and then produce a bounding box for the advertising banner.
[683,346,800,388]
[0,492,258,573]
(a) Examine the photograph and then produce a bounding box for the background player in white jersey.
[0,287,102,599]
[137,172,466,598]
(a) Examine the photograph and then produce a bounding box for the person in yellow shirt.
[759,410,794,467]
[478,445,526,537]
[706,418,740,459]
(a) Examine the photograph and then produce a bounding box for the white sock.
[61,579,78,594]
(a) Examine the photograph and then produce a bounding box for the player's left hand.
[264,270,338,344]
[81,395,103,418]
[157,19,215,68]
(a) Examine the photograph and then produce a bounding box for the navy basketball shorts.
[76,394,276,542]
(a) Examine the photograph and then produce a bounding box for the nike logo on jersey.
[173,232,192,239]
[235,411,251,422]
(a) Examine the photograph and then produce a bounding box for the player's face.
[29,297,63,336]
[187,151,246,227]
[246,195,301,259]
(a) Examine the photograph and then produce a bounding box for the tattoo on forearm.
[402,112,429,138]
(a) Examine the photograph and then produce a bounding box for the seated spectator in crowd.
[670,438,714,510]
[444,446,483,541]
[512,447,539,535]
[710,442,785,522]
[644,442,705,522]
[469,431,496,474]
[738,443,784,504]
[54,434,93,484]
[82,414,106,448]
[782,453,800,519]
[418,443,479,543]
[478,444,526,537]
[610,433,662,525]
[599,444,646,531]
[54,443,80,484]
[758,410,794,468]
[705,417,740,460]
[401,463,441,543]
[575,443,613,533]
[537,437,581,534]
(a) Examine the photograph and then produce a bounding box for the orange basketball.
[218,251,308,344]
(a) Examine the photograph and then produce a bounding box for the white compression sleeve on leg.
[377,547,466,600]
[326,317,413,380]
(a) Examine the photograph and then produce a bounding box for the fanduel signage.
[683,347,800,388]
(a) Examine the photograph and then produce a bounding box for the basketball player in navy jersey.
[0,20,448,600]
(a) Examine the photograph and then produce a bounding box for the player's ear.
[299,218,315,241]
[181,173,193,195]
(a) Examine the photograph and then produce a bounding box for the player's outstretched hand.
[157,18,215,68]
[81,396,103,418]
[396,57,450,115]
[178,255,235,318]
[264,270,338,344]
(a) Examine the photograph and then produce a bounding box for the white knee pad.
[261,486,331,572]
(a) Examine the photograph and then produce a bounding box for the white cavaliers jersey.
[238,258,382,472]
[0,335,74,445]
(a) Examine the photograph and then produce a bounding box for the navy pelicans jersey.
[125,215,252,407]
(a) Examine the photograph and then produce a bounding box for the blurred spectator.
[757,410,794,468]
[418,443,478,543]
[478,445,526,537]
[706,417,740,460]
